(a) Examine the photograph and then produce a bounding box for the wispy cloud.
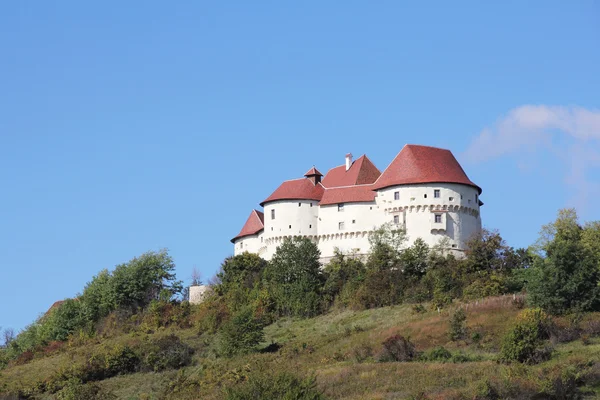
[464,105,600,212]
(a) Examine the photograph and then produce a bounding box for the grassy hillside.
[2,295,600,399]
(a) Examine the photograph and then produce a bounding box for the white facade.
[232,145,483,263]
[234,182,481,262]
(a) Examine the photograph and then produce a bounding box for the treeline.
[0,250,182,364]
[201,208,600,356]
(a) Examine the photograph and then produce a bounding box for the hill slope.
[2,296,600,399]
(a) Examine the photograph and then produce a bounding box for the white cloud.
[464,105,600,212]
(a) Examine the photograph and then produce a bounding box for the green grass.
[2,296,600,399]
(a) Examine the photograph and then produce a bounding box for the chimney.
[345,153,353,171]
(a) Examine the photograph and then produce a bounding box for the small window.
[338,203,344,212]
[310,203,313,207]
[298,202,301,207]
[370,206,373,210]
[434,189,440,198]
[449,197,454,201]
[451,244,457,248]
[435,214,442,223]
[475,194,478,202]
[393,215,399,224]
[338,221,345,230]
[352,219,356,224]
[309,224,312,228]
[261,237,263,242]
[240,242,243,248]
[289,225,292,229]
[271,209,275,220]
[468,199,472,204]
[424,194,427,198]
[461,194,463,199]
[271,227,273,231]
[394,191,400,200]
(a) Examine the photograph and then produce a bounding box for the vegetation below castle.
[2,208,600,399]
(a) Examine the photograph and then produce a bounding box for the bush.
[352,341,373,363]
[419,346,452,362]
[377,334,416,362]
[218,307,265,357]
[449,308,467,341]
[225,371,326,400]
[55,378,116,400]
[500,308,551,363]
[103,345,139,376]
[141,334,194,372]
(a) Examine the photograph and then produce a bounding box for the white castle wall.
[233,183,482,262]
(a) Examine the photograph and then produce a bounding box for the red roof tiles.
[372,145,481,193]
[260,178,325,206]
[319,185,376,205]
[304,166,323,177]
[321,155,381,188]
[231,210,265,242]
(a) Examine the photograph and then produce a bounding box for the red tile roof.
[322,155,381,188]
[260,178,325,206]
[319,185,376,205]
[372,145,481,193]
[231,210,265,242]
[304,166,323,177]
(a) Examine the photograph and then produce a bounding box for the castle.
[231,144,482,262]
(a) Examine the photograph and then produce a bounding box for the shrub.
[419,346,452,362]
[377,334,416,362]
[352,341,373,363]
[54,378,116,400]
[105,345,139,376]
[449,308,467,341]
[411,304,427,314]
[225,371,326,400]
[218,307,265,357]
[141,334,194,372]
[500,308,551,363]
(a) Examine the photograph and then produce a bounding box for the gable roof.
[319,184,377,205]
[321,155,381,188]
[231,210,265,242]
[260,178,325,206]
[372,145,481,193]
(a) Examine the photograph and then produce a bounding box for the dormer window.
[338,203,344,212]
[434,190,440,198]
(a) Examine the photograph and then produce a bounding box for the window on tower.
[338,203,344,212]
[435,214,442,223]
[394,191,400,200]
[271,209,275,219]
[434,189,440,198]
[338,221,345,230]
[393,215,399,224]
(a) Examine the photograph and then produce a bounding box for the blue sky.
[1,1,599,335]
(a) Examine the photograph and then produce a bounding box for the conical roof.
[372,145,481,193]
[231,210,264,242]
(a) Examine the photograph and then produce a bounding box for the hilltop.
[2,208,600,399]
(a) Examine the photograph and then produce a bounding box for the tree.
[400,238,430,278]
[264,237,323,317]
[322,249,366,307]
[368,223,407,256]
[527,209,600,315]
[218,307,265,357]
[216,253,267,294]
[110,249,183,310]
[191,266,202,286]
